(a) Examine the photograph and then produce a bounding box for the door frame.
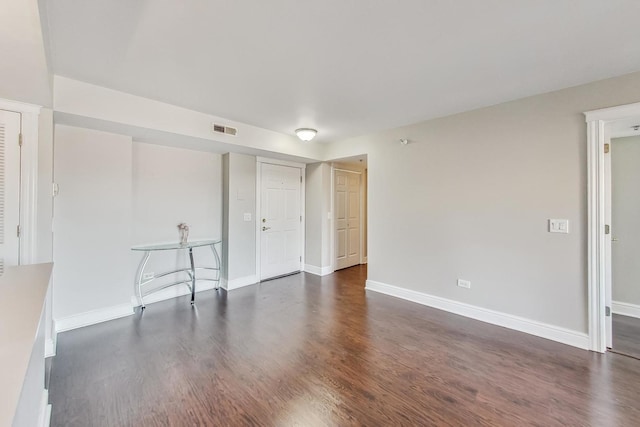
[255,156,306,281]
[0,98,41,265]
[585,100,640,353]
[330,165,365,272]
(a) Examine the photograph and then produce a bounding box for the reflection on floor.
[612,313,640,359]
[49,265,640,425]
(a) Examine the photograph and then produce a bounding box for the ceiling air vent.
[212,123,237,136]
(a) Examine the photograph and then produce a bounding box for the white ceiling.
[45,0,640,142]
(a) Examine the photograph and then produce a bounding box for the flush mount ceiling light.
[295,128,317,142]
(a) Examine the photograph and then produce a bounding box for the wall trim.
[38,389,51,427]
[44,332,57,358]
[362,257,368,264]
[55,303,133,333]
[584,101,640,353]
[223,274,259,291]
[130,280,221,307]
[304,264,333,276]
[365,280,589,350]
[612,301,640,319]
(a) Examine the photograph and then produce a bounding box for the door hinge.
[53,182,59,197]
[300,175,302,183]
[300,256,302,262]
[300,215,302,222]
[18,133,23,147]
[16,225,21,238]
[606,306,611,317]
[605,224,610,235]
[604,143,610,154]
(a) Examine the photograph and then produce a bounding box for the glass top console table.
[131,239,221,309]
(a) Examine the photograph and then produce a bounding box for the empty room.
[3,1,640,426]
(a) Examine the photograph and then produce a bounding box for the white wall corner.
[226,275,259,291]
[365,280,590,351]
[612,301,640,319]
[304,264,334,277]
[55,303,134,333]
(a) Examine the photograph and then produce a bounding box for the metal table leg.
[210,243,221,290]
[189,247,196,305]
[136,251,151,309]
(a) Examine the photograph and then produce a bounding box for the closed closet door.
[335,169,360,270]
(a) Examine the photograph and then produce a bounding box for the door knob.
[262,226,271,231]
[612,238,619,242]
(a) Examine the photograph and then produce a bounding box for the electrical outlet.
[142,272,154,280]
[457,279,471,289]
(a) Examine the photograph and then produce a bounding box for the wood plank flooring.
[49,266,640,426]
[613,314,640,359]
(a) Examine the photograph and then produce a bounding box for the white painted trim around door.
[255,158,306,282]
[584,100,640,353]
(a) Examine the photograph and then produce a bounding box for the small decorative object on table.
[178,223,189,245]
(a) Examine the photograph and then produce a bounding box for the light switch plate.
[243,213,252,222]
[549,219,569,233]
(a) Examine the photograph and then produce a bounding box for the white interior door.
[260,163,301,280]
[335,169,360,270]
[0,110,21,273]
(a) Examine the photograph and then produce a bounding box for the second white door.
[335,169,360,270]
[260,163,302,280]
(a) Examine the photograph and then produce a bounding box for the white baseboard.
[223,274,259,291]
[304,264,334,276]
[55,303,134,333]
[38,389,51,427]
[130,280,220,307]
[362,257,368,264]
[365,280,589,350]
[612,301,640,319]
[45,336,56,358]
[45,318,57,357]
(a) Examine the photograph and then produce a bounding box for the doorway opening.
[585,102,640,354]
[607,120,640,358]
[330,155,367,272]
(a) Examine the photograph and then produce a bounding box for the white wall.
[37,108,53,263]
[131,142,222,297]
[53,126,223,323]
[222,153,257,286]
[611,136,640,306]
[305,162,332,272]
[324,70,640,334]
[53,125,133,320]
[0,0,51,106]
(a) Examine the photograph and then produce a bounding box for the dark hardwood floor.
[613,314,640,359]
[50,265,640,426]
